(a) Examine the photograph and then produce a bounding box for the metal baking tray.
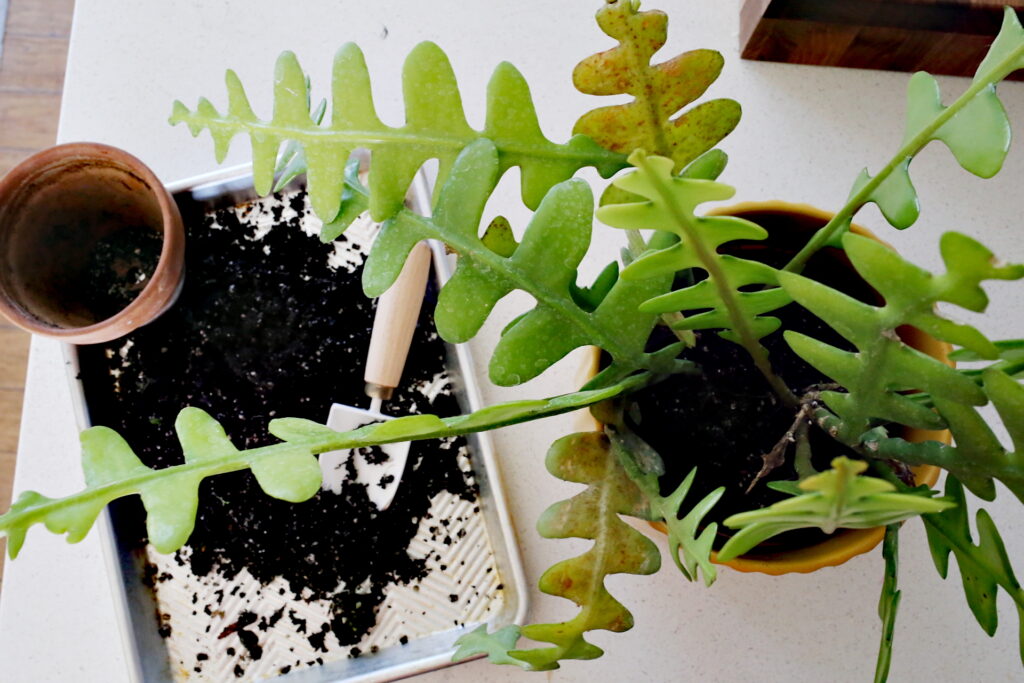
[62,159,528,682]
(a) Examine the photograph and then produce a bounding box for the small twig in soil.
[746,384,838,493]
[747,401,815,493]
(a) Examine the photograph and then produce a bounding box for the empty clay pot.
[0,143,184,344]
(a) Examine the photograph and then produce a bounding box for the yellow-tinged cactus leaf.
[573,0,740,170]
[455,432,659,671]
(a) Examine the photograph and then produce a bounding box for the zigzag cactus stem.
[631,154,798,406]
[783,8,1024,274]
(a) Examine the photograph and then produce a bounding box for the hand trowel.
[320,238,433,510]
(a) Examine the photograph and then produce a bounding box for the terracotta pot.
[0,143,184,344]
[582,200,946,576]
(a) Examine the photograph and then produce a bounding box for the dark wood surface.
[741,0,1024,80]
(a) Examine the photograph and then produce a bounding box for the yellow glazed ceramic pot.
[583,200,945,576]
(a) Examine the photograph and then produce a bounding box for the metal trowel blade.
[321,402,411,511]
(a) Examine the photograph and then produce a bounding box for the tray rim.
[61,161,529,683]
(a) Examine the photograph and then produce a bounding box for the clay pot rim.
[579,199,947,576]
[0,142,185,344]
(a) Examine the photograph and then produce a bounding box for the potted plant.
[3,1,1024,680]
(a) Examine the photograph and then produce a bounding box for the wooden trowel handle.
[364,241,432,400]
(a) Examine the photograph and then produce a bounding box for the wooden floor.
[0,0,75,584]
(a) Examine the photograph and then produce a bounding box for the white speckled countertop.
[2,1,1024,681]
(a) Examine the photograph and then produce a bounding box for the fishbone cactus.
[350,139,685,385]
[171,42,626,224]
[598,150,794,400]
[717,457,952,561]
[454,431,661,670]
[572,0,740,171]
[780,231,1024,443]
[0,375,653,558]
[784,7,1024,272]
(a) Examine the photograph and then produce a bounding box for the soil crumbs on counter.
[78,189,487,680]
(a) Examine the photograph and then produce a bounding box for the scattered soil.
[624,211,883,554]
[77,189,477,676]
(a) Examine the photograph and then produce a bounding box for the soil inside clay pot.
[77,188,481,678]
[77,226,162,321]
[624,211,883,554]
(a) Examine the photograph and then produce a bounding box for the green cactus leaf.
[905,71,1010,179]
[660,468,722,585]
[607,424,722,585]
[976,7,1024,78]
[874,525,902,683]
[718,457,952,561]
[783,8,1024,272]
[598,151,789,347]
[249,447,322,504]
[875,369,1024,505]
[139,473,205,554]
[850,162,919,230]
[175,407,239,462]
[273,73,327,193]
[950,339,1024,364]
[780,231,1023,443]
[452,625,531,670]
[1,375,652,558]
[784,227,1024,539]
[80,426,149,486]
[921,475,1024,663]
[171,42,626,223]
[317,159,368,243]
[569,261,619,312]
[356,139,682,385]
[597,150,793,401]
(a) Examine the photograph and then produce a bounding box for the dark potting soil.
[79,226,162,321]
[77,189,478,675]
[625,212,882,554]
